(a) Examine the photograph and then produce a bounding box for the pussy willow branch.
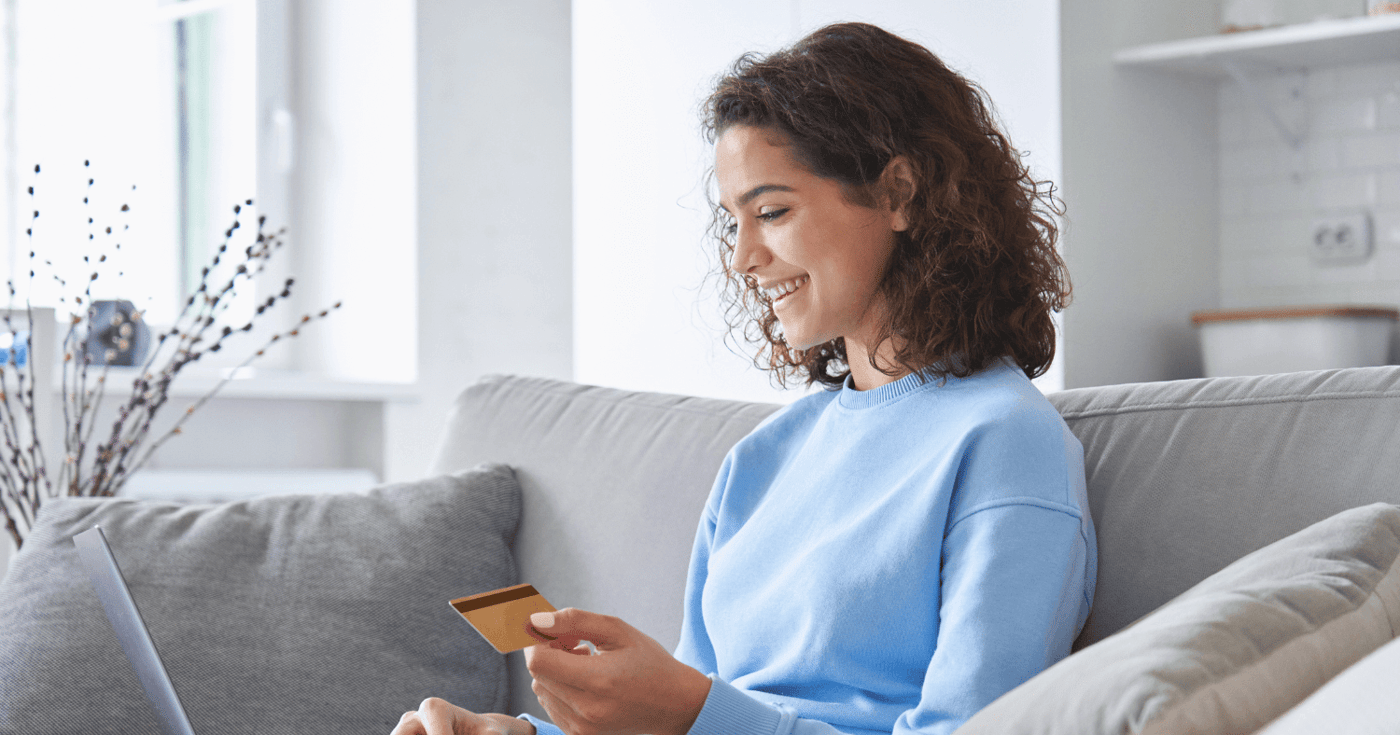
[0,172,339,545]
[0,362,34,548]
[122,303,340,483]
[57,176,128,497]
[85,224,255,495]
[91,213,292,496]
[0,309,40,545]
[2,243,50,519]
[21,302,50,501]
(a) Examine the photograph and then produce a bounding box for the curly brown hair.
[701,22,1070,389]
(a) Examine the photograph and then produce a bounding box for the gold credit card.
[450,583,557,654]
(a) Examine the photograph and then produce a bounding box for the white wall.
[385,0,573,482]
[572,0,1064,403]
[1059,0,1221,387]
[291,0,416,383]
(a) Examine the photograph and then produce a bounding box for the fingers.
[389,698,505,735]
[531,676,585,734]
[535,636,595,655]
[530,607,620,647]
[415,698,448,734]
[525,606,625,702]
[390,709,422,735]
[523,621,558,643]
[533,660,591,697]
[525,637,608,693]
[417,697,467,735]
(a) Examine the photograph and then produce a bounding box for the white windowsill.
[48,366,419,402]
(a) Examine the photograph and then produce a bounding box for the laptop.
[72,525,198,735]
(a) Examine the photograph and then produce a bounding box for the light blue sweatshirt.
[522,358,1095,734]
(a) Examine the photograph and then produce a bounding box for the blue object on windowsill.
[0,329,30,368]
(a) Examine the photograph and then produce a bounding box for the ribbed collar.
[835,355,1013,410]
[836,367,942,410]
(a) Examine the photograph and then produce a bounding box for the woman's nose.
[730,224,769,276]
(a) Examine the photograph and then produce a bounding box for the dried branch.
[0,165,338,547]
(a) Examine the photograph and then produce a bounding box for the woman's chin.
[777,318,830,352]
[784,333,824,352]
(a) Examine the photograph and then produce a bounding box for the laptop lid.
[73,525,198,735]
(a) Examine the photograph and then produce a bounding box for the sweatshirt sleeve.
[894,502,1091,733]
[518,713,563,735]
[888,406,1093,733]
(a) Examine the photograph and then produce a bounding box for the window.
[170,0,258,312]
[1,0,414,385]
[2,0,289,362]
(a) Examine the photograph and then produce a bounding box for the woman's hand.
[390,698,536,735]
[524,608,712,735]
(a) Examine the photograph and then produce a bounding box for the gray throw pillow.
[954,502,1400,735]
[0,464,521,735]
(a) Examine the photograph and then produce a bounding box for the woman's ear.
[882,155,916,232]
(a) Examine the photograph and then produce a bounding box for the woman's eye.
[723,220,738,237]
[758,208,788,222]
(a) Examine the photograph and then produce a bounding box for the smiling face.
[715,124,909,356]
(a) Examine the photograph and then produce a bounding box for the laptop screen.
[73,525,198,735]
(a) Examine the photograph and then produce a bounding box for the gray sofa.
[432,367,1400,731]
[3,366,1398,733]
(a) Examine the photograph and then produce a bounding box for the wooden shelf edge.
[1190,304,1400,324]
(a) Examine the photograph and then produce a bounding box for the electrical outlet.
[1310,211,1373,263]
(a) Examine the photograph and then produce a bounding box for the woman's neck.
[844,333,910,391]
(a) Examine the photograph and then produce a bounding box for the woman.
[393,21,1094,735]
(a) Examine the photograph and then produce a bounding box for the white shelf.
[1114,13,1400,76]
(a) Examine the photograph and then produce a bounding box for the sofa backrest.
[1048,365,1400,650]
[432,367,1400,718]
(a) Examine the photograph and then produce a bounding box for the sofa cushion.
[0,464,521,735]
[1257,631,1400,734]
[1048,366,1400,649]
[953,502,1400,735]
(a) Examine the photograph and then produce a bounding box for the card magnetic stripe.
[450,583,542,613]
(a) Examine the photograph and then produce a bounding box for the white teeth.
[765,276,809,301]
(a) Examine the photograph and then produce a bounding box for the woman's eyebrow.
[722,184,796,212]
[722,183,800,211]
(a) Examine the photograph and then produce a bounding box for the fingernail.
[531,611,555,629]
